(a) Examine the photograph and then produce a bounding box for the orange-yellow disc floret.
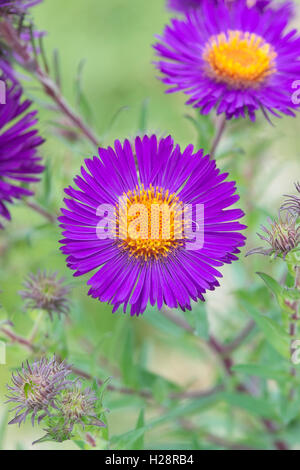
[115,185,186,260]
[203,30,277,89]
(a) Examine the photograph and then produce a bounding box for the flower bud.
[6,356,73,426]
[59,384,105,430]
[19,271,71,320]
[246,213,300,258]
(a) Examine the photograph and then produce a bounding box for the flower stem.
[0,20,99,149]
[28,310,44,343]
[0,327,34,352]
[210,115,227,158]
[289,265,300,398]
[24,200,57,224]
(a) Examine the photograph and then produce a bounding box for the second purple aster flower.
[167,1,272,14]
[59,135,246,316]
[155,0,300,120]
[0,75,44,227]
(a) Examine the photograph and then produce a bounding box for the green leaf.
[278,395,300,425]
[15,442,25,451]
[221,392,277,419]
[152,377,170,403]
[105,395,144,411]
[184,113,214,150]
[193,307,209,340]
[283,287,300,301]
[0,410,8,450]
[74,440,86,450]
[120,326,136,387]
[257,272,294,314]
[100,413,109,442]
[131,409,145,450]
[75,59,94,124]
[110,427,146,450]
[111,393,222,448]
[183,304,209,340]
[150,394,223,428]
[42,163,52,206]
[144,306,186,338]
[138,99,150,134]
[240,300,290,359]
[104,106,129,137]
[257,272,283,298]
[97,376,112,402]
[136,367,179,400]
[232,364,288,381]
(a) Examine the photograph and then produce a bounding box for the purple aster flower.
[59,135,246,316]
[0,76,44,227]
[155,0,300,121]
[6,356,73,426]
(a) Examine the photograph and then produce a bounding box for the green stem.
[210,115,227,158]
[28,310,44,343]
[289,265,300,398]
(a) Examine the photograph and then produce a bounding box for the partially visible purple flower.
[155,0,300,121]
[6,356,73,426]
[0,4,46,74]
[246,212,300,258]
[19,271,72,320]
[168,0,203,13]
[0,76,44,227]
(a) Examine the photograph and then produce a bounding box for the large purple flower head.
[0,76,44,227]
[155,0,300,121]
[59,135,246,316]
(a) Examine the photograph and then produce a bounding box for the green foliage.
[240,299,290,359]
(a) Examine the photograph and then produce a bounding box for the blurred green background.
[0,0,300,450]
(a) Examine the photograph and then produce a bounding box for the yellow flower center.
[115,185,185,260]
[203,30,277,88]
